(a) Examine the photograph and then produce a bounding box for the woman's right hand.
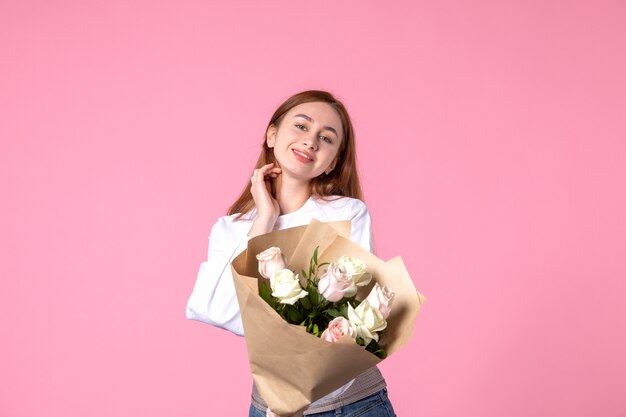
[249,162,282,226]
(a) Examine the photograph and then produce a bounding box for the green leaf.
[310,287,319,306]
[313,323,319,336]
[308,260,314,282]
[300,296,311,310]
[365,339,388,359]
[259,281,275,308]
[260,281,269,299]
[326,309,341,318]
[313,246,319,265]
[286,305,304,324]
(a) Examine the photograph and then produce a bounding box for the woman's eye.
[295,123,331,143]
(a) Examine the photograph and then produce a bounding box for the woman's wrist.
[247,215,277,238]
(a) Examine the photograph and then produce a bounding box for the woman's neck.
[273,175,311,215]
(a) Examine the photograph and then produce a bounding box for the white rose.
[256,247,287,280]
[365,283,395,319]
[336,256,371,287]
[270,269,309,305]
[347,300,387,346]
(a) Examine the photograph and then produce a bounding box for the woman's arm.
[185,217,253,336]
[349,200,375,254]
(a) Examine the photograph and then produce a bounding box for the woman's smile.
[292,148,314,163]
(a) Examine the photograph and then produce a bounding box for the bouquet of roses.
[256,246,393,359]
[230,218,425,416]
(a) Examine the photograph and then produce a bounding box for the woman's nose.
[303,138,318,151]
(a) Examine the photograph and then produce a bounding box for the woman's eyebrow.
[293,114,339,138]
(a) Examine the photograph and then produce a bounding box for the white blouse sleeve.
[348,200,375,254]
[185,216,252,337]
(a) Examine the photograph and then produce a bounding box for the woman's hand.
[250,162,281,220]
[248,163,282,237]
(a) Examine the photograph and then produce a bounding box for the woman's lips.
[292,149,313,163]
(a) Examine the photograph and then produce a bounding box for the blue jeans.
[248,388,396,417]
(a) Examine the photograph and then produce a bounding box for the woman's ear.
[266,124,277,148]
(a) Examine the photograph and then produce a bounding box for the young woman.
[186,90,397,417]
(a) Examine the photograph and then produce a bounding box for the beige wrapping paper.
[231,218,426,416]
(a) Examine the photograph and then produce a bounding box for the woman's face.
[266,101,343,181]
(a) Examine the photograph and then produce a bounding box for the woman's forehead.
[286,102,341,125]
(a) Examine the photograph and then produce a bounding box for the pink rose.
[321,317,356,343]
[256,247,287,280]
[317,263,357,302]
[365,283,395,319]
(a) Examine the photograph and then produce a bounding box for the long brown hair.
[228,90,363,221]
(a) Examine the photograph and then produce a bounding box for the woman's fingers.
[261,164,281,175]
[252,164,281,182]
[249,164,282,223]
[264,168,281,177]
[250,164,280,206]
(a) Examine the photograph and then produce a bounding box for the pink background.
[2,1,625,416]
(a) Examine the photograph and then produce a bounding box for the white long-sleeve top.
[185,195,384,412]
[186,194,374,335]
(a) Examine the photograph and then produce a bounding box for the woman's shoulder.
[209,211,254,236]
